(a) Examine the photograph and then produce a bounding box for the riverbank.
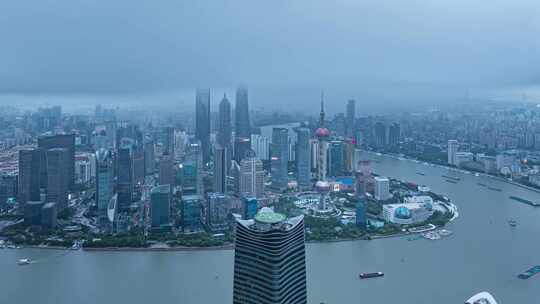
[369,150,540,195]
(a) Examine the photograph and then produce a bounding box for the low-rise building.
[382,196,434,225]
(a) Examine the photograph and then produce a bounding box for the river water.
[2,151,540,304]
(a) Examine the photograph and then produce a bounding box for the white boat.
[465,291,497,304]
[17,258,31,265]
[438,229,453,237]
[422,231,441,240]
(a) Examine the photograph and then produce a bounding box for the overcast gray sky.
[1,0,540,109]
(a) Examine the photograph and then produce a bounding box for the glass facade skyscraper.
[235,87,251,139]
[233,209,307,304]
[18,148,41,205]
[294,127,311,188]
[271,127,289,190]
[150,184,171,228]
[195,88,211,163]
[95,148,114,212]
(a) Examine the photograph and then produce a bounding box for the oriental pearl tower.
[315,92,331,210]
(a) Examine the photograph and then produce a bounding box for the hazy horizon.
[3,0,540,112]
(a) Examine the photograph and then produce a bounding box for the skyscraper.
[207,192,229,232]
[373,122,387,149]
[159,155,174,188]
[346,99,356,138]
[271,128,289,190]
[388,122,401,147]
[150,184,171,229]
[182,195,202,233]
[448,139,458,166]
[235,87,251,138]
[250,134,270,160]
[239,156,265,198]
[217,94,232,151]
[328,141,345,177]
[196,89,211,163]
[355,169,367,230]
[46,148,70,210]
[95,148,114,212]
[295,128,311,189]
[117,138,135,211]
[38,133,75,189]
[144,139,155,175]
[18,149,41,205]
[214,144,227,194]
[233,208,307,304]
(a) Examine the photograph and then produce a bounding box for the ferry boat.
[518,265,540,279]
[359,272,384,279]
[422,231,441,240]
[508,220,517,227]
[438,229,453,237]
[17,258,31,265]
[465,292,497,304]
[509,196,540,207]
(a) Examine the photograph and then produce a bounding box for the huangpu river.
[2,151,540,304]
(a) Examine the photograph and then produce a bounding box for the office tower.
[214,145,227,194]
[0,183,7,212]
[234,137,251,163]
[242,197,258,220]
[346,99,356,138]
[159,156,174,188]
[250,134,269,160]
[230,160,241,195]
[271,128,289,190]
[196,88,211,163]
[374,176,390,201]
[239,156,265,198]
[144,140,155,175]
[233,208,307,304]
[133,145,145,185]
[173,130,187,160]
[150,184,171,228]
[181,195,203,233]
[333,113,346,137]
[448,139,458,166]
[18,149,41,205]
[295,128,311,188]
[163,126,175,156]
[41,202,58,229]
[217,94,232,151]
[235,87,251,139]
[95,148,114,212]
[24,201,44,226]
[207,192,229,232]
[344,140,354,173]
[388,122,401,147]
[373,122,387,149]
[184,141,204,195]
[38,133,75,189]
[328,141,345,177]
[117,138,135,211]
[355,170,367,230]
[46,148,70,210]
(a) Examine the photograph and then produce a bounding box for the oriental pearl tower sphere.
[315,92,331,210]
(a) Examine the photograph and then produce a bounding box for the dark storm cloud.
[1,0,540,95]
